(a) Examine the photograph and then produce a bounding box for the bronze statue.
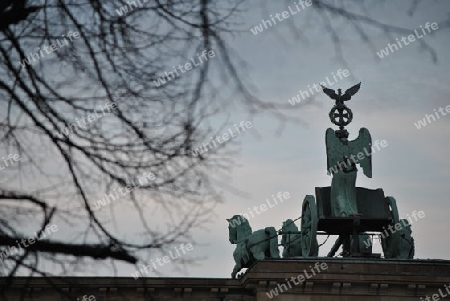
[326,128,372,217]
[280,219,302,257]
[226,81,416,264]
[381,219,415,259]
[321,83,372,217]
[227,215,279,278]
[321,82,360,129]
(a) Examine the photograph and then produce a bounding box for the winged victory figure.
[326,127,372,217]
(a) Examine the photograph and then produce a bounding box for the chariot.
[300,187,401,258]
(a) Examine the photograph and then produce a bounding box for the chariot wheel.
[301,195,318,256]
[382,196,400,258]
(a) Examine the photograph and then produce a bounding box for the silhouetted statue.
[326,128,372,216]
[322,82,361,105]
[227,215,279,278]
[322,83,371,217]
[281,219,302,257]
[381,219,415,259]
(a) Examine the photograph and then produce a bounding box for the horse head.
[227,215,252,244]
[281,219,297,245]
[227,217,238,244]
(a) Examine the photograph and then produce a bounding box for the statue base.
[244,258,450,301]
[2,258,450,301]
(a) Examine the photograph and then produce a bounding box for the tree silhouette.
[0,0,259,283]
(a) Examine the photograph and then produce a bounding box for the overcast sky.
[183,0,450,278]
[38,0,450,278]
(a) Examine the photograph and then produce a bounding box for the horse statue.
[280,219,302,257]
[381,219,415,259]
[397,219,415,259]
[227,215,279,278]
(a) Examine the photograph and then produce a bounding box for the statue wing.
[321,85,338,100]
[325,128,347,175]
[341,82,361,101]
[348,127,372,178]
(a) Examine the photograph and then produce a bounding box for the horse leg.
[232,248,242,279]
[231,264,241,279]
